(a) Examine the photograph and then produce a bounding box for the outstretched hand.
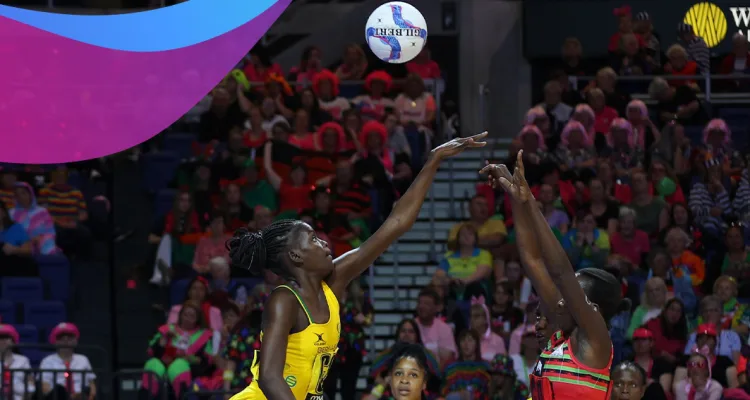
[431,131,488,160]
[479,150,532,203]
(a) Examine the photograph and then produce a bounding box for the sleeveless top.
[528,331,612,400]
[231,282,340,400]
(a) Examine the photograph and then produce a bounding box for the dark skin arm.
[327,132,488,297]
[256,290,300,400]
[480,162,561,311]
[483,151,612,369]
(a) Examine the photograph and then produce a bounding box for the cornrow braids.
[613,361,647,385]
[227,220,303,281]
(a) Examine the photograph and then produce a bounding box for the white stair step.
[377,253,431,264]
[432,182,478,197]
[413,220,455,232]
[376,313,415,324]
[375,265,433,276]
[369,276,414,286]
[373,288,421,299]
[387,242,440,253]
[417,205,455,220]
[435,170,479,181]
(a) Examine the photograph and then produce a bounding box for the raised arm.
[328,132,488,296]
[480,160,561,311]
[521,158,612,366]
[263,142,283,190]
[483,151,611,367]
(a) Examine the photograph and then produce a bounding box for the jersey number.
[310,353,334,396]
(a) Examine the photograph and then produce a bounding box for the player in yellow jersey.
[227,132,487,400]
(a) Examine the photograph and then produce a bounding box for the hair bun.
[227,228,267,272]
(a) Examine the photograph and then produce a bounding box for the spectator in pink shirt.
[507,302,538,355]
[167,277,223,331]
[610,206,651,266]
[406,47,441,80]
[192,214,231,275]
[469,296,507,361]
[415,288,457,365]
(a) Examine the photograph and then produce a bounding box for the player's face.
[389,357,426,400]
[611,369,645,400]
[293,223,333,275]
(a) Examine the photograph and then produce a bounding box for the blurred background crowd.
[4,2,750,400]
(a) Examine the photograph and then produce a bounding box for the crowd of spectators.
[137,41,447,399]
[136,10,750,399]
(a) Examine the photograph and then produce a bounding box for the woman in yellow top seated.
[228,133,487,400]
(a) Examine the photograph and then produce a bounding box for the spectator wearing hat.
[634,11,662,69]
[630,328,674,397]
[509,325,540,386]
[673,347,724,400]
[488,354,529,400]
[677,22,710,75]
[686,298,742,362]
[608,5,647,53]
[352,71,395,122]
[39,323,97,399]
[676,323,739,389]
[313,69,351,121]
[0,324,36,400]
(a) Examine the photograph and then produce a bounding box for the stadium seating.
[169,279,190,306]
[141,151,181,193]
[162,133,198,160]
[24,301,67,335]
[36,255,71,302]
[154,189,178,219]
[0,299,15,324]
[2,277,44,303]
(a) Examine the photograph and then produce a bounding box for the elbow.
[256,376,277,394]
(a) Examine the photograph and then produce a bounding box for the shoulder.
[39,354,57,366]
[477,249,492,259]
[73,354,93,366]
[14,354,31,367]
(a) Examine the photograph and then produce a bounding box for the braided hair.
[226,220,304,281]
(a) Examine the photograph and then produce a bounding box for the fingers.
[516,150,525,177]
[479,164,495,174]
[468,131,488,141]
[497,177,513,191]
[498,164,514,180]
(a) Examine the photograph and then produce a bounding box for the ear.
[288,249,304,264]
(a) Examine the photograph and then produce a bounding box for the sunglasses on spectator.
[687,360,707,369]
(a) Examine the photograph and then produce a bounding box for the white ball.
[365,2,428,64]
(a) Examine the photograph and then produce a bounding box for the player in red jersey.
[482,151,629,400]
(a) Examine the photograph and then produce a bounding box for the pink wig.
[561,120,589,147]
[518,124,546,150]
[626,99,649,119]
[524,106,547,125]
[608,118,634,147]
[702,118,731,145]
[573,104,596,132]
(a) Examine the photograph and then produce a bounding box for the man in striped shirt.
[37,166,91,257]
[678,22,710,74]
